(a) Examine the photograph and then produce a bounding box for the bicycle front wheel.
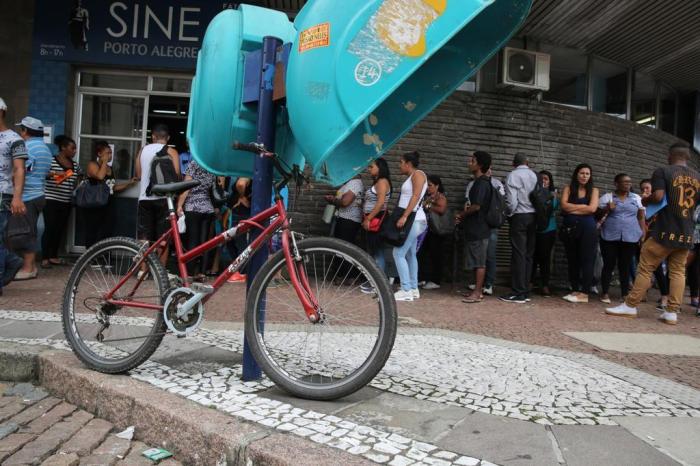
[245,236,397,400]
[62,237,170,373]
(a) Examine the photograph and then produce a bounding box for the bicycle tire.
[245,236,397,400]
[62,236,170,373]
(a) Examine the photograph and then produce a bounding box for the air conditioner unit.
[499,47,550,91]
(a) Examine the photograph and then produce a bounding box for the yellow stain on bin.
[374,0,447,57]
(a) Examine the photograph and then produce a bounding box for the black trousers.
[418,230,445,284]
[81,203,112,249]
[184,211,215,276]
[42,200,72,259]
[563,221,597,292]
[600,239,637,297]
[532,230,556,288]
[509,213,536,295]
[334,217,361,245]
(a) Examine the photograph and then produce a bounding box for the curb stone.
[0,345,372,466]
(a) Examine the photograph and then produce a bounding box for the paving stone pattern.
[0,381,182,466]
[1,310,700,465]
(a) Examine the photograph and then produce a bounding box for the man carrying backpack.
[500,153,538,304]
[456,151,494,303]
[135,123,181,266]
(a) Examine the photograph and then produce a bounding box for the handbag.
[74,180,110,208]
[429,210,455,236]
[379,208,416,247]
[366,211,387,233]
[558,221,582,243]
[322,204,336,224]
[5,213,33,251]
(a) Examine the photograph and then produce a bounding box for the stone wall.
[287,91,686,286]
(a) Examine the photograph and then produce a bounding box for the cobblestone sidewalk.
[0,381,182,466]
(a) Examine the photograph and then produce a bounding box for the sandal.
[48,258,68,266]
[40,261,53,269]
[462,295,484,304]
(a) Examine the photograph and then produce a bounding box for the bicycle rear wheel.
[62,237,170,373]
[245,236,397,400]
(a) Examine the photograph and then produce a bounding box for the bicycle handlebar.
[232,141,309,192]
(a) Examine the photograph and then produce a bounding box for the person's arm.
[134,147,143,181]
[11,158,26,215]
[176,174,194,216]
[366,180,389,221]
[168,147,181,178]
[504,173,519,215]
[646,168,666,205]
[397,171,426,228]
[560,185,592,214]
[86,159,108,180]
[113,178,137,193]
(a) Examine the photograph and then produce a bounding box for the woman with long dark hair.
[361,158,392,275]
[392,151,428,302]
[532,170,559,296]
[560,163,599,303]
[41,135,79,268]
[418,174,448,289]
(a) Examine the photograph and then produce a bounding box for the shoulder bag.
[379,208,416,247]
[74,179,110,208]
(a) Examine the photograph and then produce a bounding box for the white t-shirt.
[139,143,167,201]
[398,170,428,222]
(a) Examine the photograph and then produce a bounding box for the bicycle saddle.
[149,180,201,196]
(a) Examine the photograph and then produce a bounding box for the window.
[540,45,587,107]
[590,58,627,117]
[632,72,657,127]
[658,84,677,134]
[80,73,147,90]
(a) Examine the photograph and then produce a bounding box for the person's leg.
[407,220,427,291]
[524,214,536,295]
[600,239,617,297]
[626,238,668,308]
[200,214,215,274]
[392,221,422,292]
[617,242,636,298]
[485,228,498,288]
[185,211,204,276]
[42,200,69,262]
[578,225,598,297]
[431,234,445,285]
[666,247,689,314]
[509,214,528,295]
[540,231,556,292]
[564,236,580,292]
[688,246,700,303]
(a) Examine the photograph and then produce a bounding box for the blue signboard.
[32,1,233,69]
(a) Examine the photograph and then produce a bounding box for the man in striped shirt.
[14,117,51,280]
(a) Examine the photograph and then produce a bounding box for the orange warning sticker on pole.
[298,23,331,53]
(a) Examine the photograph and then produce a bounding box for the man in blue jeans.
[0,97,28,296]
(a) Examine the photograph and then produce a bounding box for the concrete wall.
[0,0,35,125]
[287,91,685,284]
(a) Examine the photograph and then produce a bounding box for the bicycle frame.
[103,196,320,321]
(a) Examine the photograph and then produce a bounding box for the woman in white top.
[392,151,428,302]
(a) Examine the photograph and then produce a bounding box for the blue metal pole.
[242,36,282,381]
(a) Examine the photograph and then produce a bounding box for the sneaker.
[600,295,612,304]
[590,286,599,295]
[411,289,420,299]
[468,284,476,291]
[423,281,440,290]
[655,303,668,312]
[483,285,494,296]
[360,282,375,294]
[417,281,426,288]
[563,293,588,303]
[605,302,638,318]
[499,294,528,304]
[394,289,414,302]
[658,311,678,325]
[228,272,247,283]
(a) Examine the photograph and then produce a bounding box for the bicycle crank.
[163,285,210,336]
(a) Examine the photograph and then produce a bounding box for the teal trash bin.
[187,5,303,179]
[286,0,533,186]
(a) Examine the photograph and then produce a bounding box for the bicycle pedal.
[191,283,215,295]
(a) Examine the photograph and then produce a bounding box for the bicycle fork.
[283,230,321,323]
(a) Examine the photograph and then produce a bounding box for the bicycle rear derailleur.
[163,284,212,337]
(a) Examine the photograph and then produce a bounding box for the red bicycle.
[61,144,397,400]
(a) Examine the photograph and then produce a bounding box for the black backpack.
[485,179,507,228]
[146,144,179,196]
[530,175,554,232]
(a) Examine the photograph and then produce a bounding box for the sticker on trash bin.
[355,59,382,86]
[299,23,331,53]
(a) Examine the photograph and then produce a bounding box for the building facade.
[1,0,699,281]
